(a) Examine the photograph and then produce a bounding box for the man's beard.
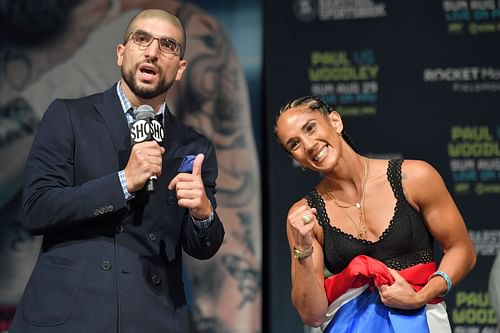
[121,66,173,100]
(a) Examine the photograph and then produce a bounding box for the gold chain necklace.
[326,157,369,239]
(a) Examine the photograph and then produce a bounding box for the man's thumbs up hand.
[168,154,212,220]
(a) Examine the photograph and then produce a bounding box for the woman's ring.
[302,215,312,224]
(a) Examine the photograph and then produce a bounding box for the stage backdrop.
[0,1,262,333]
[264,0,500,332]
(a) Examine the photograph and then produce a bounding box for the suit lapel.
[162,106,182,163]
[94,85,132,169]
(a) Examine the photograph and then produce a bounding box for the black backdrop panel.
[264,1,500,332]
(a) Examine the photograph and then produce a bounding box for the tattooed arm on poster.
[169,3,263,333]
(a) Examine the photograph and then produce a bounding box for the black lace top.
[306,159,434,274]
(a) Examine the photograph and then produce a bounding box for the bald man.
[9,9,225,333]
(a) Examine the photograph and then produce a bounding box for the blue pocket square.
[178,155,196,172]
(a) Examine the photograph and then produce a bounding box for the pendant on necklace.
[355,202,361,209]
[358,225,368,239]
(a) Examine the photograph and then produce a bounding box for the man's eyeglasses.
[128,30,181,56]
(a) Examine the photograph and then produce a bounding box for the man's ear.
[329,111,344,134]
[175,60,188,81]
[116,44,125,66]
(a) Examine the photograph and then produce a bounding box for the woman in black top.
[274,96,476,332]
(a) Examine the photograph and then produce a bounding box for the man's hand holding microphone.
[125,105,165,193]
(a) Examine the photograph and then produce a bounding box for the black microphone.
[129,105,165,192]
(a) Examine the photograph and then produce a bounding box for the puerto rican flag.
[321,255,451,333]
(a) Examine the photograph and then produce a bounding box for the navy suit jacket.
[11,84,225,333]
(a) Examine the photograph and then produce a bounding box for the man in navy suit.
[10,8,224,333]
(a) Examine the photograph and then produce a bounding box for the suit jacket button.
[115,225,124,233]
[167,196,175,205]
[151,274,161,285]
[101,260,112,271]
[148,232,157,241]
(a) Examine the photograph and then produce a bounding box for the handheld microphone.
[130,105,165,192]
